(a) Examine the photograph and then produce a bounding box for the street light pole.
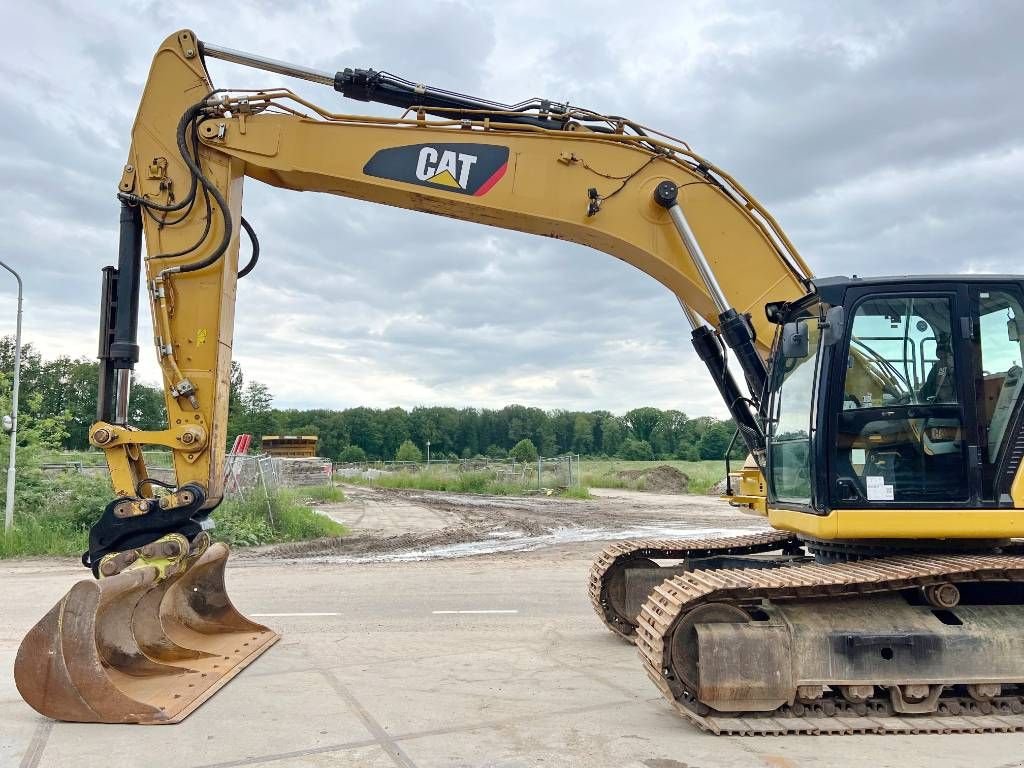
[426,440,431,467]
[0,261,22,533]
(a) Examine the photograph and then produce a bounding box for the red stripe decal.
[473,162,508,196]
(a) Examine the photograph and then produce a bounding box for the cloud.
[0,0,1021,421]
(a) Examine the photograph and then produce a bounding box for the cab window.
[835,295,968,504]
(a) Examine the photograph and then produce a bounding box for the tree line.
[0,338,742,462]
[264,403,741,462]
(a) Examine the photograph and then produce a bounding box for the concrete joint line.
[318,668,420,768]
[18,720,53,768]
[195,737,380,768]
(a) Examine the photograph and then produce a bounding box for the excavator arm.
[101,31,809,518]
[16,29,811,724]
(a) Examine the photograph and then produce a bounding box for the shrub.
[337,445,367,463]
[510,438,538,463]
[395,439,422,462]
[617,438,655,460]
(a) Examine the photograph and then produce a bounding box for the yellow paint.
[1011,464,1024,507]
[429,169,460,188]
[769,507,1021,540]
[93,29,1024,547]
[99,29,810,511]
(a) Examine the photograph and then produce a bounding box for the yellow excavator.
[15,30,1024,734]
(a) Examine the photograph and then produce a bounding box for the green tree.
[228,361,245,417]
[572,413,595,454]
[623,407,662,443]
[598,414,626,455]
[698,422,732,459]
[509,438,538,462]
[231,381,275,442]
[618,438,655,460]
[337,444,367,463]
[395,439,422,462]
[676,444,701,461]
[0,337,167,450]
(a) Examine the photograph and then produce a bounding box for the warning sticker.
[866,475,894,501]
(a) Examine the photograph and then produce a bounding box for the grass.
[0,513,89,557]
[1,477,347,557]
[0,472,110,558]
[292,484,346,503]
[40,448,173,468]
[580,459,727,495]
[341,461,726,498]
[204,487,347,548]
[343,468,589,498]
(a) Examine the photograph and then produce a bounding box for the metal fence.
[223,454,280,498]
[223,455,334,498]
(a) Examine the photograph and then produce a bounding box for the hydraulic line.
[237,217,259,278]
[121,105,203,213]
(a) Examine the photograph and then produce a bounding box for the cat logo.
[363,142,509,196]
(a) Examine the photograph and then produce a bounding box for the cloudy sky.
[1,1,1021,417]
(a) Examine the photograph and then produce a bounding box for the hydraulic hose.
[237,217,259,278]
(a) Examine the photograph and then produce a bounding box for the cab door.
[969,284,1024,502]
[829,287,977,508]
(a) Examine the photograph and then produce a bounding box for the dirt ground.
[253,483,766,562]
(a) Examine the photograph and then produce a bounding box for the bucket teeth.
[15,542,280,724]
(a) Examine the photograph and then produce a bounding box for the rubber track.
[587,531,796,640]
[635,552,1024,735]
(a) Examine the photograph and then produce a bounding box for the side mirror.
[1009,317,1020,342]
[782,320,809,359]
[821,305,846,347]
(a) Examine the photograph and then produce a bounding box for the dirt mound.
[616,464,689,493]
[707,477,731,496]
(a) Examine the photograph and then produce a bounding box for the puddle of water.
[296,524,765,564]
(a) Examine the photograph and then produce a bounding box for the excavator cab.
[765,276,1024,546]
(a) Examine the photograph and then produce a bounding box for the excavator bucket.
[14,543,279,724]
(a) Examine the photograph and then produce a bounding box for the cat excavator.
[15,30,1024,734]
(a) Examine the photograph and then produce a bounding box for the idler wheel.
[669,602,749,693]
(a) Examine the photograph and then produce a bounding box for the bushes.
[337,445,367,463]
[394,439,423,462]
[0,471,113,558]
[617,438,655,460]
[509,438,538,463]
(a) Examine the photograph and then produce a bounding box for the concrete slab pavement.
[5,547,1024,768]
